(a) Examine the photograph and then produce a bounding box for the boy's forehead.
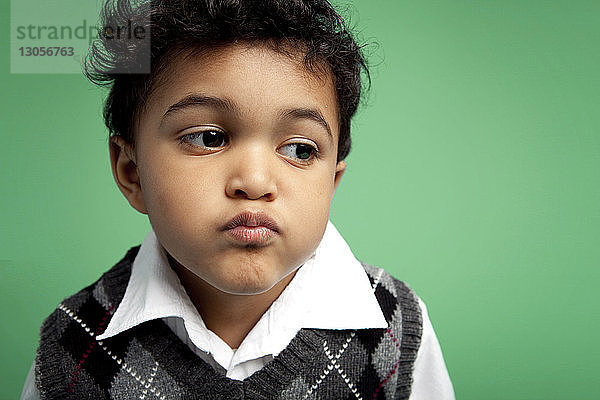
[143,42,339,130]
[165,42,334,86]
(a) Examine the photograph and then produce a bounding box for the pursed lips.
[222,211,280,244]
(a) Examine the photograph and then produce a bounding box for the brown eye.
[181,130,228,148]
[278,142,318,162]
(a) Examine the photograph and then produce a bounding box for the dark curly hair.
[85,0,370,161]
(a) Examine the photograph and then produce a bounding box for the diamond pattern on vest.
[107,336,185,400]
[36,247,422,400]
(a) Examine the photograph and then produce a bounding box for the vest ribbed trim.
[394,280,423,399]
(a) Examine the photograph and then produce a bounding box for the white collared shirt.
[21,221,454,399]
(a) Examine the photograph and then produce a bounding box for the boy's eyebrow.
[161,94,239,122]
[161,94,333,142]
[279,108,333,143]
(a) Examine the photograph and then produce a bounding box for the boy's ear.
[109,136,148,214]
[333,160,346,192]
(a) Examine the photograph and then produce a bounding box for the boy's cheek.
[142,180,220,227]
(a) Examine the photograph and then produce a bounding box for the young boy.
[22,0,454,399]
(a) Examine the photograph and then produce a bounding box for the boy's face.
[111,43,346,295]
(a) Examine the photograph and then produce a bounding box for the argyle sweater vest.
[35,246,423,400]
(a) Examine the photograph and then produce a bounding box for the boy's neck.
[170,260,297,349]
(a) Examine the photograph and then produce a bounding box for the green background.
[2,1,599,398]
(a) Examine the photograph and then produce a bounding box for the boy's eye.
[278,142,318,162]
[180,130,228,149]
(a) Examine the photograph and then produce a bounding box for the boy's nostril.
[233,188,275,200]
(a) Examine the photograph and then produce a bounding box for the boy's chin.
[198,252,299,296]
[170,248,300,297]
[202,260,297,296]
[211,269,294,296]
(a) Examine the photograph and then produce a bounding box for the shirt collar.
[97,221,387,356]
[97,230,210,343]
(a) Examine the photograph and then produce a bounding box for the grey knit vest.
[35,246,423,399]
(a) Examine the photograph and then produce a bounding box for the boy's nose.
[225,153,278,201]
